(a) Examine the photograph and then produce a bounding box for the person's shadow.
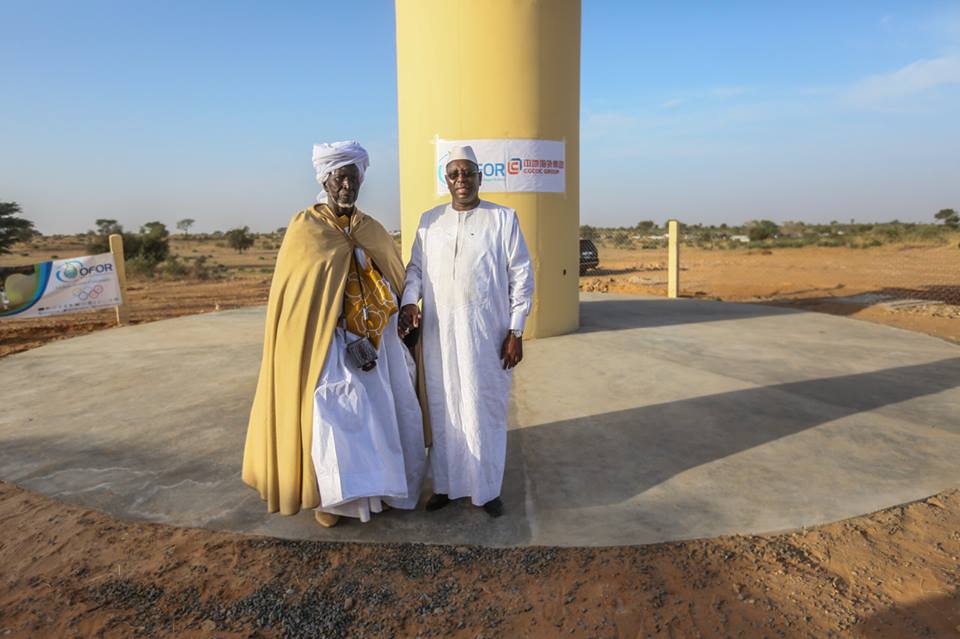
[512,356,960,513]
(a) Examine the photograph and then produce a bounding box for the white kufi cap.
[445,145,478,167]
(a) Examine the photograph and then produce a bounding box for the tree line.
[0,204,280,256]
[581,209,959,249]
[2,200,958,258]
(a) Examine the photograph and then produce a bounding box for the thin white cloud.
[661,99,683,109]
[844,54,960,104]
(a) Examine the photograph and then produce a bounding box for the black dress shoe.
[425,493,450,511]
[482,497,504,518]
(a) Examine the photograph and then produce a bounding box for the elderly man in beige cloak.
[243,141,426,528]
[400,145,533,518]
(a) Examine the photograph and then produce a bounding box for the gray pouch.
[345,335,378,371]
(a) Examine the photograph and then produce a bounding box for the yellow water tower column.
[395,0,581,338]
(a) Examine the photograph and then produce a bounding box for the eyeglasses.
[446,169,480,181]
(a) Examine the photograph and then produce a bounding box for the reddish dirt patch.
[581,243,960,343]
[1,481,957,638]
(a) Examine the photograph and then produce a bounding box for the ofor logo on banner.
[436,138,565,195]
[0,253,123,319]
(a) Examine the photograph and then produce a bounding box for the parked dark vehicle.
[579,238,599,275]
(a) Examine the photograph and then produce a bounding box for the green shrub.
[768,238,809,248]
[157,255,189,278]
[816,237,845,247]
[747,222,778,241]
[876,226,901,240]
[190,256,219,280]
[126,256,157,278]
[137,222,170,263]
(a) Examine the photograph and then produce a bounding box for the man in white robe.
[399,145,533,517]
[244,141,426,529]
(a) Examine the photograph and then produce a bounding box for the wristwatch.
[509,329,523,338]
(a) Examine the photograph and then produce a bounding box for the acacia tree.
[177,218,196,236]
[87,219,122,254]
[935,208,959,228]
[0,201,36,254]
[226,226,255,253]
[94,218,123,236]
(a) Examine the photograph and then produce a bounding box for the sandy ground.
[1,481,958,638]
[581,243,960,344]
[2,241,960,637]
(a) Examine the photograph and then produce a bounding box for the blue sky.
[1,1,958,234]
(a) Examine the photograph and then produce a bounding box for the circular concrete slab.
[1,293,958,547]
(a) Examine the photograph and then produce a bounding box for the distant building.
[730,235,750,243]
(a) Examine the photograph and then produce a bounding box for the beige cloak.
[242,204,429,515]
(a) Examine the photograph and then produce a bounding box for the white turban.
[312,140,370,203]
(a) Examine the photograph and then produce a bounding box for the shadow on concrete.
[577,297,800,333]
[513,357,960,511]
[854,593,960,637]
[2,347,957,546]
[0,428,534,546]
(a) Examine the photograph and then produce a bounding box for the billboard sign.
[1,253,123,319]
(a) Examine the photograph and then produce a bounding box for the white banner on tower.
[435,138,566,195]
